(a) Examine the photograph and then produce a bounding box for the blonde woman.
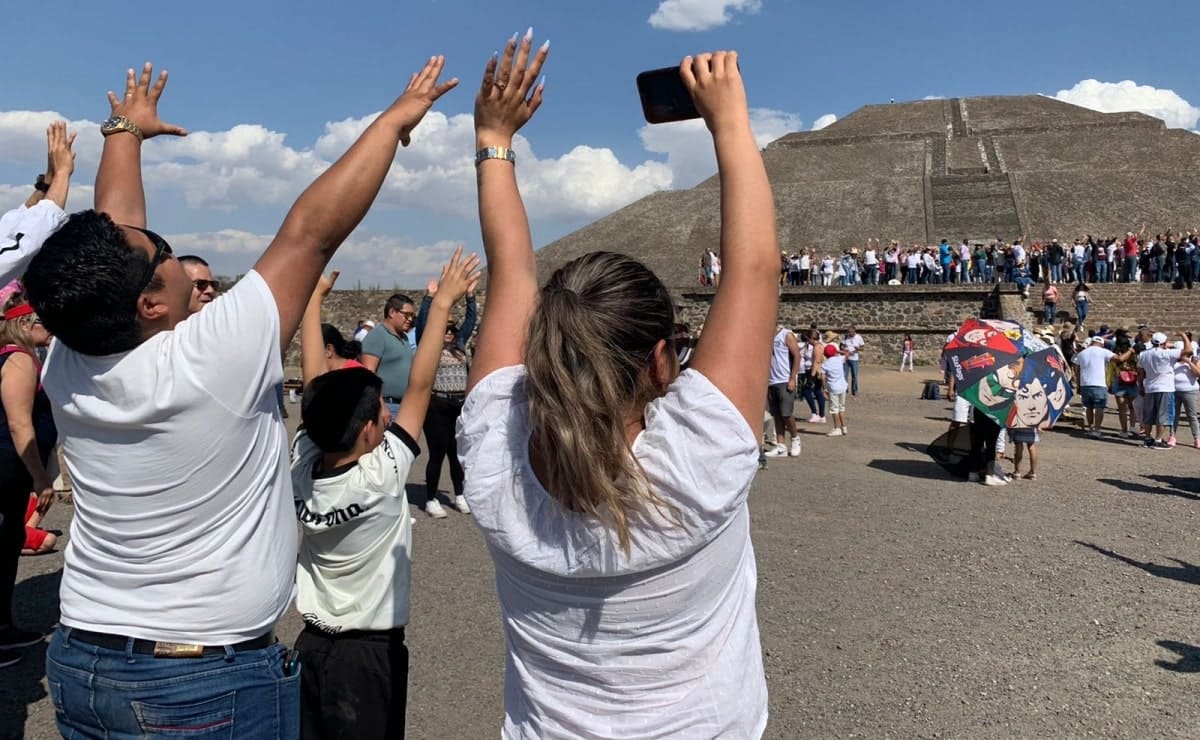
[0,298,57,664]
[458,37,775,737]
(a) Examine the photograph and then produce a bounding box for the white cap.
[1151,331,1167,345]
[363,319,376,328]
[1090,336,1104,344]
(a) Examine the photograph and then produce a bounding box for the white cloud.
[164,228,468,287]
[1052,79,1200,131]
[648,0,762,31]
[639,107,802,187]
[811,113,837,131]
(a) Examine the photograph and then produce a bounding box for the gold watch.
[100,115,144,142]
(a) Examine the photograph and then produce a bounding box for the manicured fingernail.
[540,39,550,51]
[525,27,533,40]
[537,75,546,89]
[491,51,498,59]
[510,32,518,43]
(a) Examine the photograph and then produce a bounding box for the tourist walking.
[801,330,827,422]
[764,324,802,457]
[1073,282,1090,325]
[900,333,914,372]
[458,43,772,737]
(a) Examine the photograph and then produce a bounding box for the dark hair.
[301,368,384,453]
[177,254,210,268]
[320,323,360,360]
[384,294,414,320]
[24,210,156,356]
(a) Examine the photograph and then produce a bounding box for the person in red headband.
[0,297,56,667]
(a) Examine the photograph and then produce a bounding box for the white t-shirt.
[45,270,296,644]
[292,424,418,632]
[1073,346,1115,388]
[863,249,878,266]
[1174,360,1199,392]
[1138,347,1184,393]
[799,254,810,270]
[821,257,834,274]
[457,367,767,739]
[822,354,848,394]
[0,201,67,285]
[905,254,920,269]
[842,334,865,362]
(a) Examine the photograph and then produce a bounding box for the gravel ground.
[4,366,1200,739]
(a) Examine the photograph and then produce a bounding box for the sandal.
[1022,472,1037,480]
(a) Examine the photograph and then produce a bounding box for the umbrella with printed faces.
[957,346,1073,430]
[943,318,1045,391]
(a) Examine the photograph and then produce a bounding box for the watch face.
[102,116,122,130]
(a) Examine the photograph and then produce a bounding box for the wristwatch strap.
[474,146,515,167]
[34,175,49,193]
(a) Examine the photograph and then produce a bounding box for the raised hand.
[426,278,439,296]
[316,270,340,299]
[386,56,459,147]
[434,246,482,306]
[46,122,76,182]
[106,62,188,139]
[475,29,548,144]
[678,51,749,135]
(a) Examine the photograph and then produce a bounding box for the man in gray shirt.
[362,294,416,415]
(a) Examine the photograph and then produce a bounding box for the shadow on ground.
[1,569,61,740]
[1156,640,1200,673]
[1097,476,1200,502]
[867,458,957,482]
[1074,541,1200,587]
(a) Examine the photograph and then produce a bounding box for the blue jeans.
[865,264,878,284]
[1095,261,1108,283]
[1042,302,1055,324]
[942,263,952,283]
[847,359,860,395]
[1076,300,1088,323]
[47,626,300,739]
[906,267,917,284]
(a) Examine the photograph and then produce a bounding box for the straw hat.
[822,330,840,344]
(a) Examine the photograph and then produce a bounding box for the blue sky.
[2,0,1197,286]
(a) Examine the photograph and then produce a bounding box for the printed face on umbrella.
[1013,378,1050,427]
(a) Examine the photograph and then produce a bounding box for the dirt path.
[6,366,1200,738]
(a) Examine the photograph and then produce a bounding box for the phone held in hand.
[636,66,700,124]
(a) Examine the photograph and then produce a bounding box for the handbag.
[1118,369,1138,385]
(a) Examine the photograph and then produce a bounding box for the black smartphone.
[636,66,699,124]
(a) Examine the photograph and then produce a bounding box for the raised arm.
[683,51,779,433]
[466,30,548,391]
[395,247,481,439]
[0,125,75,284]
[96,63,188,227]
[300,271,340,386]
[42,122,76,211]
[458,288,479,347]
[254,56,457,353]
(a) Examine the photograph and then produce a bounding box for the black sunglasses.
[192,279,221,293]
[127,226,174,292]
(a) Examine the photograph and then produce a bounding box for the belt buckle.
[153,641,206,658]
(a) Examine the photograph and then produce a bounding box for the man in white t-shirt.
[842,326,866,396]
[1073,336,1129,438]
[1137,332,1192,447]
[25,59,457,737]
[764,325,801,457]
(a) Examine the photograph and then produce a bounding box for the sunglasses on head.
[127,226,174,293]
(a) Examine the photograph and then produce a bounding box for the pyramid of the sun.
[535,95,1200,288]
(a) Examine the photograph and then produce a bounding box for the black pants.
[969,408,1001,474]
[422,394,465,502]
[296,625,409,740]
[0,447,32,626]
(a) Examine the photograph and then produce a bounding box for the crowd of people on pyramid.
[768,231,1200,288]
[0,36,783,739]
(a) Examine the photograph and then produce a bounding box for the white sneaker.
[806,414,820,423]
[983,474,1008,486]
[788,438,802,457]
[425,499,448,519]
[453,495,471,515]
[826,428,845,437]
[841,426,848,435]
[763,444,788,457]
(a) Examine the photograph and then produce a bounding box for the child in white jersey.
[290,251,478,739]
[459,39,774,737]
